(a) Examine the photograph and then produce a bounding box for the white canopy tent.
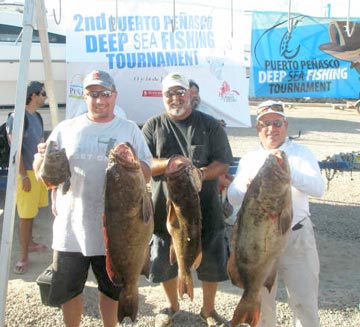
[0,0,59,324]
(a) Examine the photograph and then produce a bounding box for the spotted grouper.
[103,142,154,323]
[227,150,292,327]
[39,140,71,194]
[165,155,203,301]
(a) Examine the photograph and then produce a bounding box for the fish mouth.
[109,142,140,169]
[165,155,202,191]
[270,150,291,175]
[165,155,191,177]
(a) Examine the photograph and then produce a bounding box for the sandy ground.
[0,104,360,326]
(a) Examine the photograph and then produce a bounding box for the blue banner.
[250,12,360,99]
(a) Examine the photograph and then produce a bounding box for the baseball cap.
[162,73,189,92]
[27,81,44,97]
[256,100,286,120]
[83,70,116,91]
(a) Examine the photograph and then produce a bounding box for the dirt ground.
[0,104,360,326]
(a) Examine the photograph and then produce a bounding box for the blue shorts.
[148,228,230,283]
[48,251,121,306]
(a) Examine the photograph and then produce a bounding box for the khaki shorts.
[16,170,49,219]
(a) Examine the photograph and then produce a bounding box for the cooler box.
[36,265,60,308]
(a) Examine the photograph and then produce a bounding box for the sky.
[237,0,359,18]
[39,0,360,18]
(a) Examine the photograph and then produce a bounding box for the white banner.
[65,0,250,127]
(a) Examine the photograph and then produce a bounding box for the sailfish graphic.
[319,21,360,73]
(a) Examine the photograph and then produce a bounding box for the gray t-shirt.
[49,114,152,256]
[6,111,44,170]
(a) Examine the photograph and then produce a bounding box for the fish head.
[271,150,290,175]
[40,140,71,192]
[264,150,291,187]
[166,155,191,174]
[252,150,291,208]
[165,155,202,192]
[109,142,140,169]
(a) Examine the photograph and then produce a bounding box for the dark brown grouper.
[227,150,292,327]
[165,155,203,301]
[103,142,154,323]
[39,140,71,194]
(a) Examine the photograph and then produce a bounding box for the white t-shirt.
[227,138,325,227]
[48,114,152,256]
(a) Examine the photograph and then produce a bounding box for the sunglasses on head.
[164,89,187,98]
[257,103,284,116]
[258,119,285,128]
[85,90,113,98]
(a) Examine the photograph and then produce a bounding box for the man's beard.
[168,107,187,117]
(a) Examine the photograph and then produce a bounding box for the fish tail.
[178,273,194,301]
[231,294,261,327]
[117,288,139,323]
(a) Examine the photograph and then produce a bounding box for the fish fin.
[169,242,177,265]
[140,246,151,278]
[264,265,277,293]
[102,214,117,284]
[178,272,194,301]
[191,251,202,270]
[166,201,179,228]
[227,252,244,289]
[105,256,117,284]
[232,291,261,327]
[117,287,139,323]
[167,203,179,266]
[279,208,292,234]
[142,192,154,224]
[62,176,71,194]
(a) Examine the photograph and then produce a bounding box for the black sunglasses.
[85,90,113,98]
[164,89,187,98]
[258,119,285,128]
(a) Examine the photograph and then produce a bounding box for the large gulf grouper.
[103,142,154,323]
[39,140,71,194]
[165,155,203,301]
[227,150,292,327]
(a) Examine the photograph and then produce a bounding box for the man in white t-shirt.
[228,100,325,327]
